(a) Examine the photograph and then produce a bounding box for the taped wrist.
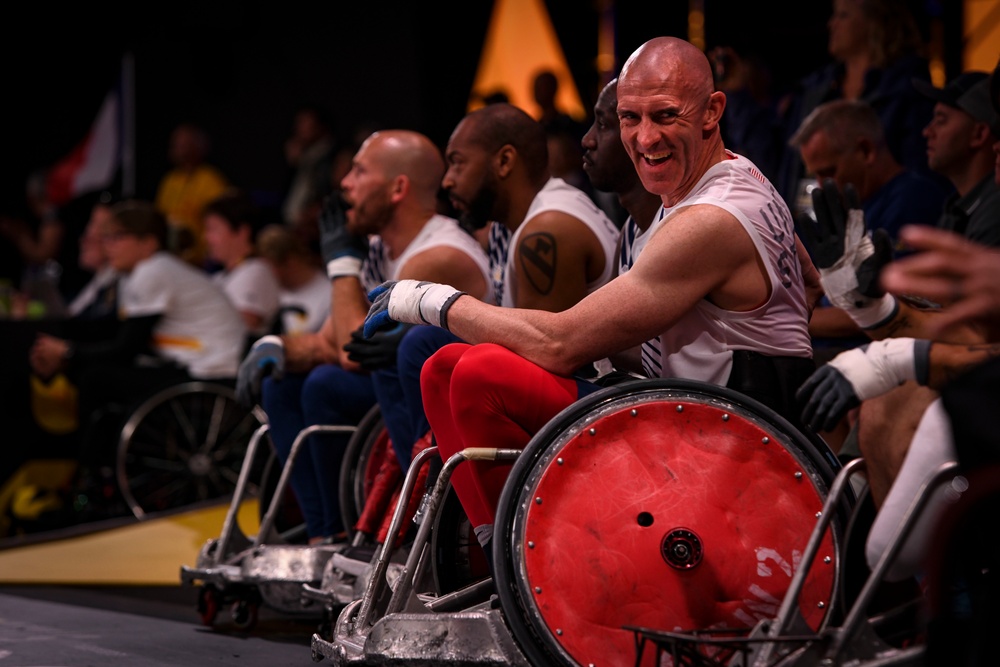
[252,335,284,352]
[326,256,363,280]
[389,282,466,330]
[856,293,899,330]
[829,337,918,401]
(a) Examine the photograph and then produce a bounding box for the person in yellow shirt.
[154,122,229,267]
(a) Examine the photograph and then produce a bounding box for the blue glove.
[344,322,414,371]
[363,280,466,338]
[236,335,285,409]
[318,192,368,278]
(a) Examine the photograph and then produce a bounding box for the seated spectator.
[65,193,121,328]
[154,122,230,268]
[914,71,1000,246]
[235,130,491,545]
[709,0,937,211]
[256,223,329,336]
[29,199,246,506]
[789,98,951,372]
[363,37,815,570]
[202,190,282,340]
[281,105,337,243]
[7,194,123,462]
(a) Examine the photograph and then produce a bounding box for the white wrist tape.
[828,337,917,401]
[817,209,897,329]
[387,280,465,329]
[851,293,899,330]
[251,335,284,352]
[326,256,363,279]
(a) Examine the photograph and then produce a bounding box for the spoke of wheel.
[169,398,201,449]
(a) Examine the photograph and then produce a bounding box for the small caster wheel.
[231,598,259,631]
[197,586,220,627]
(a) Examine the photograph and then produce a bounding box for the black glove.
[799,179,863,270]
[796,365,860,433]
[799,179,898,329]
[856,228,893,298]
[318,192,368,278]
[344,322,414,371]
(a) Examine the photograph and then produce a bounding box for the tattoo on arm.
[882,314,912,338]
[940,343,1000,385]
[520,232,557,295]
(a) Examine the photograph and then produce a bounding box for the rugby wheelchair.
[179,402,407,631]
[309,377,959,667]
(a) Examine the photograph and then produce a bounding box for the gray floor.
[0,585,326,666]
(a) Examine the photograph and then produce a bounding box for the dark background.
[2,0,959,220]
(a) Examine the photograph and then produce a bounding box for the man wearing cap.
[797,71,1000,517]
[914,71,1000,247]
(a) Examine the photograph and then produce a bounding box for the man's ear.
[971,121,995,149]
[857,137,876,163]
[496,144,517,179]
[703,90,727,130]
[390,174,408,203]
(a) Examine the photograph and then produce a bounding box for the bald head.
[615,37,727,203]
[619,36,716,103]
[362,130,445,205]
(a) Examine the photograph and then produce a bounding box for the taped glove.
[800,179,897,329]
[364,280,465,338]
[344,322,414,371]
[236,335,285,409]
[318,192,368,279]
[797,338,930,432]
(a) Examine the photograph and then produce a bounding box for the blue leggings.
[372,326,462,474]
[261,364,376,539]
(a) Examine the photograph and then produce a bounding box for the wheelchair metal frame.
[309,378,961,667]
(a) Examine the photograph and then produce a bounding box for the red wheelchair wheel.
[494,379,850,667]
[338,404,392,537]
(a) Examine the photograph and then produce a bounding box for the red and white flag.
[45,87,121,206]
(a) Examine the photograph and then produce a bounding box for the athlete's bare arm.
[444,204,766,376]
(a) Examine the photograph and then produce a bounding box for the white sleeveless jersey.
[119,251,247,379]
[498,178,620,308]
[622,153,812,384]
[361,214,492,303]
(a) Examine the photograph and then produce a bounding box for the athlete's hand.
[364,280,465,338]
[236,335,285,409]
[318,192,368,279]
[800,179,897,328]
[344,322,414,371]
[797,338,929,432]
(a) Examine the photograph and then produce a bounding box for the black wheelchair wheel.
[493,378,851,667]
[116,382,267,519]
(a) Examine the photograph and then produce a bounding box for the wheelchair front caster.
[231,598,259,631]
[196,585,221,627]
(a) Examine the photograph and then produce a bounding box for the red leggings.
[421,343,583,529]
